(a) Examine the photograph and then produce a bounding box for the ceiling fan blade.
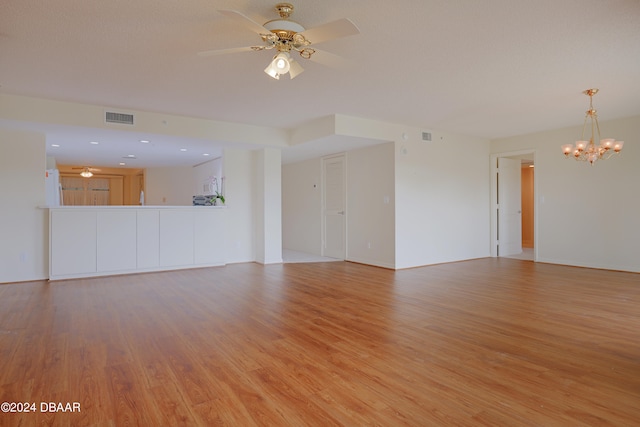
[306,49,351,69]
[299,18,360,45]
[198,46,261,57]
[218,10,271,36]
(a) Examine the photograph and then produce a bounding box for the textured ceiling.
[1,0,640,167]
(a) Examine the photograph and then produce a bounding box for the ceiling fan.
[198,2,360,79]
[72,166,101,178]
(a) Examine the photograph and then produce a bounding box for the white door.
[322,155,346,259]
[497,157,522,256]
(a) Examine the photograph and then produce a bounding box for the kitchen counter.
[47,206,226,280]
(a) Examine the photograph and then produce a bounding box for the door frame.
[490,149,538,260]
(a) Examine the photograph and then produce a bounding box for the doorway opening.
[490,151,536,261]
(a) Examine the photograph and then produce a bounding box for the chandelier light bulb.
[600,138,614,150]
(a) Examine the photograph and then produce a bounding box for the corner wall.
[223,149,255,264]
[395,131,491,269]
[282,157,322,255]
[346,143,396,268]
[0,128,48,282]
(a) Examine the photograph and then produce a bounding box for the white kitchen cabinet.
[48,206,225,280]
[97,210,137,272]
[159,210,194,267]
[137,209,160,269]
[50,209,97,277]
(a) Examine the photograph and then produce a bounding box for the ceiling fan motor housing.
[263,2,305,42]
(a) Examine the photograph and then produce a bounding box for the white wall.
[0,128,48,283]
[223,149,255,263]
[491,115,640,272]
[346,143,396,268]
[282,157,322,255]
[395,131,491,269]
[253,148,282,264]
[193,157,223,196]
[144,166,194,205]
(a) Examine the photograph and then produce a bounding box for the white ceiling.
[2,0,639,167]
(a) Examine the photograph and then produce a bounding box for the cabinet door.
[137,210,160,269]
[97,210,137,272]
[159,210,194,267]
[51,210,97,277]
[194,210,225,265]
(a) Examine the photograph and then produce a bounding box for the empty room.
[1,1,639,425]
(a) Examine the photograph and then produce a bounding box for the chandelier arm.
[581,114,589,141]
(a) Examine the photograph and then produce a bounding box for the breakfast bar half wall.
[47,206,226,281]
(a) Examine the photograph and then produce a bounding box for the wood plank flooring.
[1,258,639,426]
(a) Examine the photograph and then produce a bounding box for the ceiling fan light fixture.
[80,168,93,178]
[288,58,304,79]
[274,52,290,73]
[265,52,291,79]
[264,62,280,79]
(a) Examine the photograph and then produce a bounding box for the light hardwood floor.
[1,258,639,426]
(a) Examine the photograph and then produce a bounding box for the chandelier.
[562,89,624,165]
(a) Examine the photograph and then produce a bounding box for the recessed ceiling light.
[180,148,187,152]
[51,144,60,147]
[140,140,150,143]
[203,153,210,156]
[90,141,99,145]
[119,162,126,166]
[126,154,136,157]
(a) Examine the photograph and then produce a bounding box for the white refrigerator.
[45,169,62,206]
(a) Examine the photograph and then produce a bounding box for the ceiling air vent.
[422,131,432,142]
[105,111,134,125]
